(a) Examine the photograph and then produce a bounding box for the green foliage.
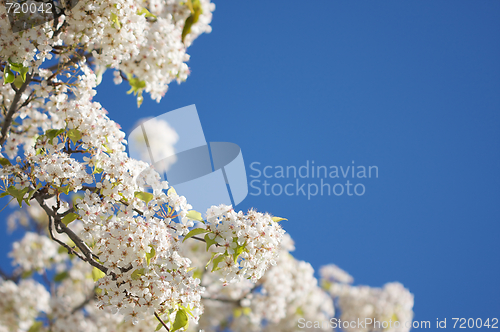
[211,253,226,272]
[171,308,189,332]
[61,212,79,226]
[3,66,15,84]
[67,128,82,143]
[92,267,106,281]
[186,210,204,223]
[134,191,154,204]
[204,233,217,251]
[45,128,65,144]
[146,245,156,265]
[137,7,157,19]
[8,58,29,82]
[54,271,69,282]
[110,12,121,29]
[232,239,246,263]
[126,74,146,107]
[13,75,24,89]
[182,0,203,43]
[0,158,11,167]
[3,59,29,85]
[205,252,217,269]
[233,307,251,318]
[131,268,145,280]
[271,216,287,222]
[27,321,43,332]
[57,185,71,195]
[5,186,30,207]
[182,228,209,243]
[25,183,42,204]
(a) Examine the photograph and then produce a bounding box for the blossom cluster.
[0,279,50,332]
[321,266,414,332]
[201,204,286,284]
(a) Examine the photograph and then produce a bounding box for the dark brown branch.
[34,194,108,275]
[0,74,31,146]
[155,311,170,332]
[47,215,86,261]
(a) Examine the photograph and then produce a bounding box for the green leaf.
[233,307,250,318]
[205,252,218,269]
[27,321,43,332]
[186,210,204,223]
[127,75,146,95]
[146,245,156,265]
[171,308,189,332]
[93,167,104,174]
[54,271,69,282]
[186,0,194,13]
[193,268,203,280]
[4,66,15,84]
[0,158,11,167]
[20,66,29,82]
[137,7,157,18]
[211,253,226,272]
[204,233,217,251]
[8,59,29,82]
[57,185,71,195]
[134,191,154,204]
[181,15,195,43]
[232,240,246,263]
[46,128,64,139]
[67,129,82,143]
[13,75,24,89]
[181,0,202,43]
[181,304,195,318]
[182,228,209,243]
[131,268,145,280]
[110,12,121,29]
[45,128,64,144]
[25,183,42,204]
[271,216,287,222]
[102,143,113,153]
[21,270,33,279]
[126,75,146,108]
[155,322,163,331]
[7,186,30,207]
[92,267,106,281]
[61,213,79,226]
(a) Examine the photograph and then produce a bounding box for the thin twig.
[47,215,86,261]
[154,311,170,331]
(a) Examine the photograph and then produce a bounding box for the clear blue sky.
[2,0,499,328]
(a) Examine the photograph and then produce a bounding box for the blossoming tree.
[0,1,414,331]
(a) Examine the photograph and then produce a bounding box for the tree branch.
[0,74,32,146]
[155,311,170,331]
[34,194,109,275]
[47,215,86,261]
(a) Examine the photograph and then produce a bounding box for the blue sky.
[2,0,499,329]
